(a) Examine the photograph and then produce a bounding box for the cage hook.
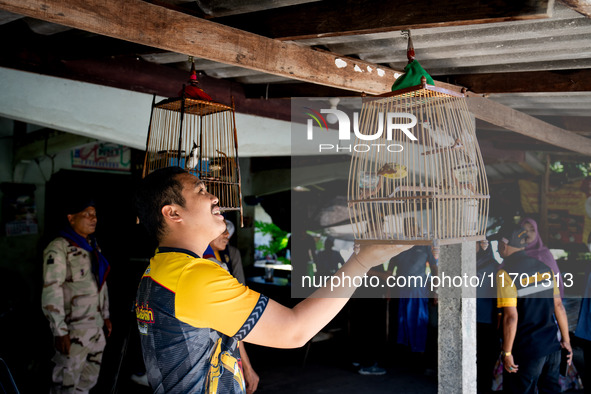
[401,30,415,63]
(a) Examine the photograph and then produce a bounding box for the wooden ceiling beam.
[550,152,591,162]
[558,0,591,18]
[247,68,591,98]
[0,0,402,94]
[58,57,293,121]
[478,116,591,133]
[244,82,362,99]
[467,96,591,155]
[209,0,554,40]
[1,0,590,156]
[442,69,591,93]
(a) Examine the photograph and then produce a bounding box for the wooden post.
[539,154,550,243]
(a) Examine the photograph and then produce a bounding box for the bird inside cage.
[348,86,488,245]
[142,90,243,224]
[347,28,488,245]
[185,143,236,182]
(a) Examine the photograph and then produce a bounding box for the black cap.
[65,195,96,215]
[494,225,528,248]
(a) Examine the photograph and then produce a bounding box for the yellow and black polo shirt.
[136,247,268,393]
[497,251,561,360]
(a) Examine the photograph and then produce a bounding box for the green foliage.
[550,161,591,178]
[254,221,289,261]
[550,161,564,173]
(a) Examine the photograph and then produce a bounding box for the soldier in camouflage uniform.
[42,199,111,394]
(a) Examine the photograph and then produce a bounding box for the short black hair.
[494,225,528,249]
[135,167,188,244]
[324,236,335,248]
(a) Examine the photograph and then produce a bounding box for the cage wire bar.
[348,80,489,246]
[142,96,243,225]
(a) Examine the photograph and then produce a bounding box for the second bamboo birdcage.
[142,91,243,224]
[348,78,489,246]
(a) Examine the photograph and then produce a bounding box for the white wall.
[0,67,293,157]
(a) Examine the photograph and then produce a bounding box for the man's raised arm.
[244,244,410,348]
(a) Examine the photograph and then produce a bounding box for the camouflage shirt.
[42,237,110,336]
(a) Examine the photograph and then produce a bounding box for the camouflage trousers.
[50,327,106,394]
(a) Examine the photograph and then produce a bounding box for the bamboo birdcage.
[347,78,489,246]
[142,94,243,224]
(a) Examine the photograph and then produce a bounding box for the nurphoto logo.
[305,107,418,153]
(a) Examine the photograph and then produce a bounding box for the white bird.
[422,121,456,147]
[423,121,477,159]
[186,142,199,170]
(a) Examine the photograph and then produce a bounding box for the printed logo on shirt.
[136,302,155,334]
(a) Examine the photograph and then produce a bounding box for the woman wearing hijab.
[519,217,564,298]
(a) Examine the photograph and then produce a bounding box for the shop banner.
[519,179,591,246]
[71,142,131,172]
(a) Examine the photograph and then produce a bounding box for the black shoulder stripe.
[235,294,269,340]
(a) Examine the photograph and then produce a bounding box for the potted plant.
[254,221,289,264]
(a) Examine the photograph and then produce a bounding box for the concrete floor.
[4,298,585,393]
[114,335,440,394]
[113,328,585,394]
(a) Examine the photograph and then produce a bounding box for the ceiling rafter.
[443,69,591,93]
[0,0,403,94]
[246,67,591,97]
[209,0,554,40]
[467,97,591,155]
[558,0,591,17]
